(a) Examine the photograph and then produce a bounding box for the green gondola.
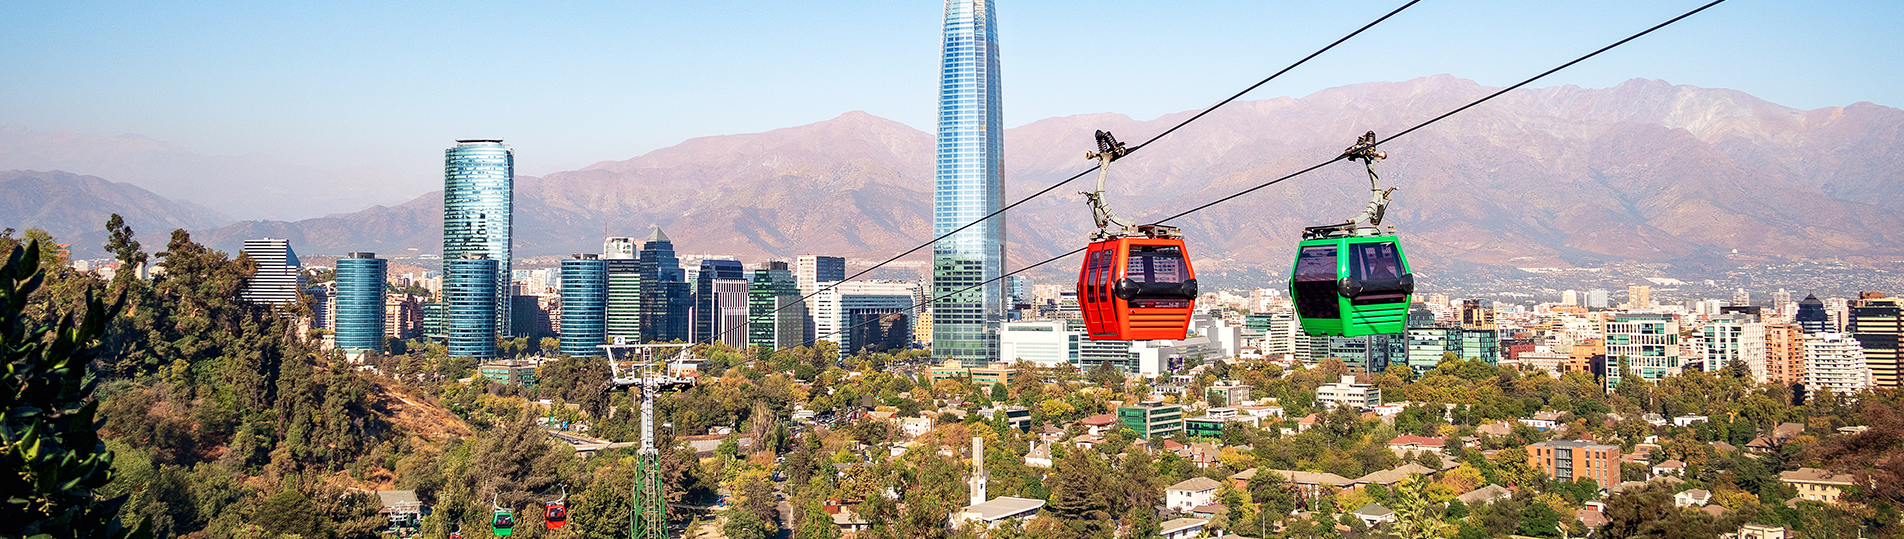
[1290,229,1413,336]
[490,494,515,537]
[1288,131,1414,337]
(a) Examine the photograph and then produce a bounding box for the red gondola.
[1074,131,1199,341]
[543,485,567,530]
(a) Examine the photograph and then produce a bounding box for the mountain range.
[7,75,1904,278]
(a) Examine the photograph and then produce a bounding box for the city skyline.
[4,1,1899,220]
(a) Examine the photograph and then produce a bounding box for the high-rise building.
[603,237,637,260]
[794,255,846,297]
[559,254,607,357]
[443,139,514,336]
[1700,312,1766,380]
[444,254,499,359]
[637,228,691,343]
[695,259,747,344]
[748,261,804,349]
[1733,288,1752,306]
[1796,294,1830,333]
[1527,440,1622,489]
[386,293,423,341]
[1560,290,1578,307]
[1604,313,1681,391]
[813,280,920,355]
[333,252,386,353]
[240,238,302,306]
[605,258,642,343]
[708,279,751,349]
[932,0,1005,367]
[1587,289,1609,309]
[1850,295,1902,389]
[1773,289,1794,313]
[1627,285,1652,310]
[1804,333,1873,396]
[1765,323,1805,386]
[1460,299,1496,330]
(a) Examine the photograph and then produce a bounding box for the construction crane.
[598,342,698,539]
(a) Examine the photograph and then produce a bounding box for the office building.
[1850,295,1902,388]
[1118,400,1184,439]
[603,236,637,260]
[333,252,386,353]
[999,320,1078,368]
[1459,299,1496,330]
[1700,312,1766,380]
[1587,289,1609,309]
[443,139,514,336]
[1560,290,1578,307]
[1527,440,1622,489]
[1603,313,1681,391]
[1804,333,1874,395]
[1316,376,1381,410]
[605,256,642,343]
[444,254,499,359]
[240,238,302,307]
[1734,288,1752,306]
[1328,334,1402,374]
[708,279,751,349]
[559,254,607,357]
[932,0,1006,367]
[637,228,691,343]
[695,259,747,344]
[794,255,846,297]
[813,280,919,354]
[422,302,446,341]
[479,359,537,387]
[1773,289,1794,314]
[749,261,804,349]
[1796,294,1830,333]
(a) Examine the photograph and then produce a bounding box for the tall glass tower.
[560,254,608,357]
[637,228,692,343]
[445,254,499,359]
[443,139,513,338]
[334,252,388,353]
[932,0,1005,366]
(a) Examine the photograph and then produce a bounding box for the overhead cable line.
[775,0,1730,357]
[706,0,1426,346]
[1149,0,1728,226]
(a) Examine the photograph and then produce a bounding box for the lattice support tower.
[598,342,697,539]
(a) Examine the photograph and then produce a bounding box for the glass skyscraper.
[560,254,607,357]
[445,254,499,359]
[695,259,747,343]
[637,228,692,343]
[749,261,804,349]
[334,252,387,353]
[932,0,1006,367]
[443,139,513,339]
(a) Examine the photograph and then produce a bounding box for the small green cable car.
[1290,229,1413,336]
[490,494,515,537]
[1288,131,1414,337]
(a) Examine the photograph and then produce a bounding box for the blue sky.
[3,0,1898,194]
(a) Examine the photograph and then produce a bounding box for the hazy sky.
[4,0,1899,204]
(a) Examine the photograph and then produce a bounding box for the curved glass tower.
[933,0,1005,366]
[334,252,388,353]
[560,254,608,357]
[446,254,499,359]
[444,139,513,338]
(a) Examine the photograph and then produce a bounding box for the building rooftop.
[1456,484,1511,504]
[1158,517,1209,535]
[375,490,420,508]
[1353,503,1395,518]
[1530,439,1618,450]
[961,496,1045,522]
[1779,467,1855,485]
[1168,477,1222,492]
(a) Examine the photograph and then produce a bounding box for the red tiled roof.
[1081,414,1118,426]
[1388,435,1446,446]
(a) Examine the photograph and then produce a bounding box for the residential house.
[955,497,1045,528]
[1672,415,1709,427]
[1352,503,1397,526]
[1456,485,1511,505]
[1355,463,1436,488]
[1270,470,1357,498]
[1387,435,1447,456]
[1166,477,1222,512]
[1736,524,1790,539]
[1025,442,1052,468]
[1159,518,1209,539]
[1675,489,1712,507]
[1779,468,1856,504]
[1079,413,1119,436]
[1651,459,1685,478]
[1519,411,1564,430]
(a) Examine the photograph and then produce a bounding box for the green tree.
[1388,475,1452,539]
[102,215,146,282]
[797,499,840,539]
[990,382,1009,402]
[1046,448,1113,537]
[0,239,148,539]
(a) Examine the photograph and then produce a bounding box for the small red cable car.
[543,485,567,530]
[1078,228,1198,341]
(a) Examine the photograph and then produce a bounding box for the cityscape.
[4,2,1904,539]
